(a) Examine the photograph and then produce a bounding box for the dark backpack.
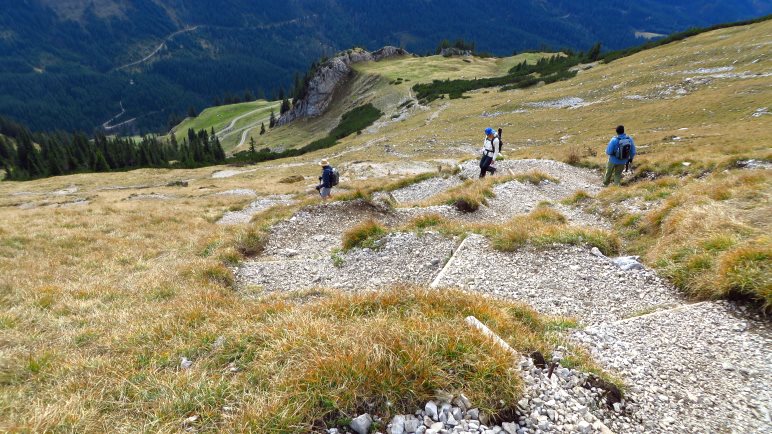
[330,167,340,186]
[615,137,632,161]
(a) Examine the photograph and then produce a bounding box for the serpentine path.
[113,26,200,71]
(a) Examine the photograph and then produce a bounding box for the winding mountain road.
[114,26,199,71]
[216,106,271,138]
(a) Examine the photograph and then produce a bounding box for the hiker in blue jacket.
[316,159,334,199]
[604,125,636,186]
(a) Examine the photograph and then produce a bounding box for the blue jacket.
[320,165,333,188]
[606,134,636,165]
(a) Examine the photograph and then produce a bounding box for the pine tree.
[249,137,256,155]
[2,162,13,180]
[269,110,276,128]
[260,122,266,135]
[280,98,291,115]
[16,131,44,178]
[213,136,226,162]
[587,42,602,62]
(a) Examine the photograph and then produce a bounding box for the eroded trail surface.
[435,235,681,325]
[231,159,770,434]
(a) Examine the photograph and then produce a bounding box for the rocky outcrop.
[440,47,472,57]
[277,46,409,126]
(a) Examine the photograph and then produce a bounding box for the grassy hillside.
[0,19,769,431]
[186,53,548,156]
[5,0,768,132]
[170,100,280,152]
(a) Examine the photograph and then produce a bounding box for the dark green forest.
[0,117,225,181]
[0,102,381,181]
[0,0,768,134]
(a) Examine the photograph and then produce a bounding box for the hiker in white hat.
[316,159,337,199]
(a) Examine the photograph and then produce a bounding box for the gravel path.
[238,231,456,292]
[393,159,608,228]
[390,176,463,204]
[435,235,682,325]
[260,200,401,259]
[217,195,296,225]
[458,159,603,196]
[573,301,772,433]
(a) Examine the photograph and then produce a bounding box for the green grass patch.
[229,104,383,164]
[201,264,235,288]
[561,190,592,205]
[413,53,584,102]
[342,220,387,250]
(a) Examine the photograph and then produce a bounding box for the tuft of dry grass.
[342,219,388,250]
[226,286,601,431]
[717,243,771,306]
[234,228,267,257]
[561,190,592,205]
[489,214,620,256]
[423,176,512,212]
[594,170,771,309]
[530,205,568,224]
[401,209,619,256]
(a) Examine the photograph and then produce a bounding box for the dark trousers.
[479,155,496,178]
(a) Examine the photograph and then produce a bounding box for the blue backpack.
[615,137,633,161]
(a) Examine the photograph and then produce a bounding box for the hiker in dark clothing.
[604,125,636,186]
[316,159,334,199]
[480,127,500,178]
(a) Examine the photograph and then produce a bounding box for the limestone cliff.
[277,46,409,126]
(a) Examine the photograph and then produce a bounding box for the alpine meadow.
[0,3,771,434]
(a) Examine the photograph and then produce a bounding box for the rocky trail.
[227,159,770,434]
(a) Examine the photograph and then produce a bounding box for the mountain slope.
[0,19,770,433]
[0,0,769,133]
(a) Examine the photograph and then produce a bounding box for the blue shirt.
[320,165,333,188]
[606,134,636,165]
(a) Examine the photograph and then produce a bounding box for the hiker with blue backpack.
[316,159,339,199]
[604,125,636,186]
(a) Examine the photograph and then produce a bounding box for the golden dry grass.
[586,170,772,308]
[400,208,620,256]
[0,167,607,431]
